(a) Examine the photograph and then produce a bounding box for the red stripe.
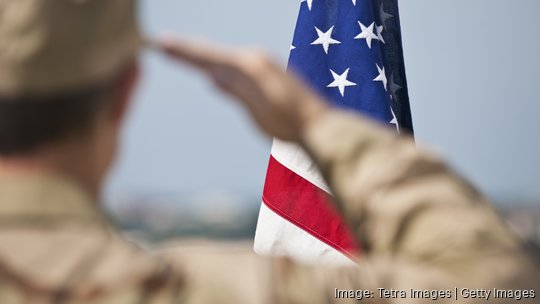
[262,156,360,257]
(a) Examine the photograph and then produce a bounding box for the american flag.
[254,0,413,264]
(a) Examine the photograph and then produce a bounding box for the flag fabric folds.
[254,0,413,265]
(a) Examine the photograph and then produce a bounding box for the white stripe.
[254,203,355,266]
[256,140,349,264]
[270,139,331,194]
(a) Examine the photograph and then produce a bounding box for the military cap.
[0,0,141,96]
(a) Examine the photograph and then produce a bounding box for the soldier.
[0,1,538,303]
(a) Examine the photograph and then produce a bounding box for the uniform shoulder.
[0,224,186,303]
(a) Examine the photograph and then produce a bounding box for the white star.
[354,21,378,49]
[352,0,357,5]
[376,25,385,44]
[327,68,357,97]
[390,107,400,132]
[302,0,313,11]
[373,64,388,90]
[311,26,341,54]
[290,45,296,51]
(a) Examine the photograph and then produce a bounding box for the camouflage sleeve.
[296,109,539,298]
[301,109,517,258]
[158,110,538,304]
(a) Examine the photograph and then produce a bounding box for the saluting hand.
[156,36,329,142]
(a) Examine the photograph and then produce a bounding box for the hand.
[155,36,329,142]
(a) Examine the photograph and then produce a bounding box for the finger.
[153,35,234,71]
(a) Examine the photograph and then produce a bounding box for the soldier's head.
[0,0,141,195]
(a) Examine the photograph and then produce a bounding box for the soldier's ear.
[110,60,140,126]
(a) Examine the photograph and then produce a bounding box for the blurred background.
[103,1,540,245]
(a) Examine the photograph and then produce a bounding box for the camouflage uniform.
[0,0,539,303]
[1,111,539,303]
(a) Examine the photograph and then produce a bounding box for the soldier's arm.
[301,109,520,264]
[156,38,539,303]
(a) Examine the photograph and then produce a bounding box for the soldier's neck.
[0,139,104,201]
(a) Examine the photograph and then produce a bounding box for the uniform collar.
[0,173,106,225]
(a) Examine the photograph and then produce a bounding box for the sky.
[104,0,540,207]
